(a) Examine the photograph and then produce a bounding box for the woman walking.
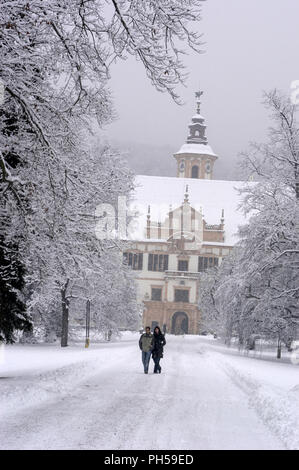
[152,326,166,374]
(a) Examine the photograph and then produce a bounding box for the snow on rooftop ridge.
[175,143,217,157]
[135,174,247,185]
[129,175,251,246]
[191,114,205,121]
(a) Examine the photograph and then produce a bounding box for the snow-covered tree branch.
[199,90,299,355]
[1,0,204,343]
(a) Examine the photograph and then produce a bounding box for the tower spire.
[173,89,218,180]
[146,205,151,239]
[195,90,204,115]
[186,91,207,146]
[184,184,189,204]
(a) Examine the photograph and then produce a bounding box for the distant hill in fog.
[112,140,242,181]
[112,141,177,177]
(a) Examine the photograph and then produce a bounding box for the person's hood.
[154,328,162,336]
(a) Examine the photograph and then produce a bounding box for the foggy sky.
[104,0,299,178]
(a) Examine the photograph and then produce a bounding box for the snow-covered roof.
[129,175,251,246]
[175,143,217,158]
[191,114,205,121]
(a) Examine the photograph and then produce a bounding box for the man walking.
[139,326,154,374]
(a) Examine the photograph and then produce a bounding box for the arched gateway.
[171,311,189,335]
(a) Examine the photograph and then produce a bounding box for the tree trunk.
[61,280,70,348]
[277,338,282,359]
[238,333,244,347]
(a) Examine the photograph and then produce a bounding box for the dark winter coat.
[152,328,166,359]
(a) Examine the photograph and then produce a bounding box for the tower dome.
[174,91,218,179]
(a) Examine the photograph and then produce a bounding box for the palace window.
[148,254,169,272]
[151,321,159,331]
[198,256,219,272]
[123,252,143,270]
[174,289,189,303]
[151,288,162,301]
[191,165,199,179]
[178,260,188,272]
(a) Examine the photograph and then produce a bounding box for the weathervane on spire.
[195,90,203,114]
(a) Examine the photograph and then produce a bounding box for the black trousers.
[153,355,161,373]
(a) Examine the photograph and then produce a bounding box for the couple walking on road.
[139,326,166,374]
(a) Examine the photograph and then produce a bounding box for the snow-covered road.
[1,334,297,450]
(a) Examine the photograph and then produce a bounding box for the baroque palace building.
[124,91,247,335]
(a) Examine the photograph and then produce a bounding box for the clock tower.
[174,91,218,179]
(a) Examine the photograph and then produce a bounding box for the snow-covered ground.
[0,334,298,450]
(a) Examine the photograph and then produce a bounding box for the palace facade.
[125,92,247,335]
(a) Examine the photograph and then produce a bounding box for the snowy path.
[0,335,290,450]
